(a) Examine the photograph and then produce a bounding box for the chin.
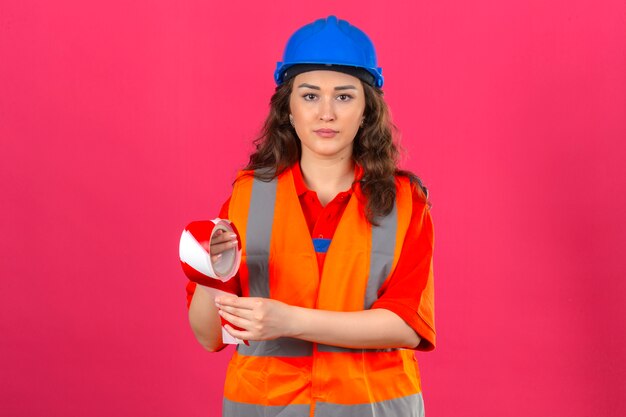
[311,145,348,158]
[301,138,353,159]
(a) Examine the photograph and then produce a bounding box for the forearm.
[188,285,225,352]
[287,306,421,349]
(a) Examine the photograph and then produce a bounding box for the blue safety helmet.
[274,15,384,88]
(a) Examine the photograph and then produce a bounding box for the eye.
[302,93,317,101]
[337,94,353,102]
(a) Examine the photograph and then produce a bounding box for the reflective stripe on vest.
[223,398,310,417]
[365,200,397,309]
[237,338,394,356]
[314,393,424,417]
[316,344,395,353]
[237,336,312,357]
[245,172,276,299]
[223,393,424,417]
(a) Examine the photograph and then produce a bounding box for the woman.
[186,15,436,417]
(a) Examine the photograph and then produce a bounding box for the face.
[289,70,366,161]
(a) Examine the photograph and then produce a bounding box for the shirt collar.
[291,161,364,197]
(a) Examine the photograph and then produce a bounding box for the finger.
[218,309,251,329]
[210,253,222,264]
[216,296,257,310]
[209,240,238,255]
[218,304,254,320]
[204,241,235,256]
[211,231,238,244]
[199,232,237,253]
[223,323,252,341]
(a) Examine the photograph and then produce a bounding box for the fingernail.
[228,233,237,239]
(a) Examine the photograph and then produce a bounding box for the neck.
[299,153,355,206]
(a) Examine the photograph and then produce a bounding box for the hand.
[200,229,238,264]
[215,295,293,341]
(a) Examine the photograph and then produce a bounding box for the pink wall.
[1,1,625,416]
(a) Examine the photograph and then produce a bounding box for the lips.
[314,129,338,138]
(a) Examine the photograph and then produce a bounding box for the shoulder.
[233,165,286,187]
[399,174,434,245]
[233,169,256,184]
[394,171,431,210]
[229,170,257,210]
[231,168,261,192]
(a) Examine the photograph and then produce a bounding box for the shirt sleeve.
[370,183,436,351]
[185,196,242,309]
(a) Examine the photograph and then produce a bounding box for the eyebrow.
[297,83,358,91]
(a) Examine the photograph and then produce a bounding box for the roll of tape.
[179,218,242,283]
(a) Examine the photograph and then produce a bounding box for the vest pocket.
[224,351,313,409]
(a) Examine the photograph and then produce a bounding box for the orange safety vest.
[224,166,424,417]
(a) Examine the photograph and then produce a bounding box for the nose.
[319,97,336,122]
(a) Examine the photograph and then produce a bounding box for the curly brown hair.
[243,76,430,225]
